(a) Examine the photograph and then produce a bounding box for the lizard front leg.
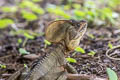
[65,63,78,74]
[57,71,67,80]
[56,63,78,80]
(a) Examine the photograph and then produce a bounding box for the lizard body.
[24,44,66,80]
[8,19,87,80]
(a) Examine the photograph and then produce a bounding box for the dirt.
[0,0,120,80]
[0,25,120,79]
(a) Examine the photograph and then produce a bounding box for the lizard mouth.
[78,20,87,32]
[73,20,87,40]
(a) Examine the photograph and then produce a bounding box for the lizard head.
[45,19,87,51]
[65,19,87,50]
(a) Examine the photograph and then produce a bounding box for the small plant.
[0,64,6,69]
[88,51,96,57]
[20,0,44,15]
[24,64,28,68]
[22,11,37,21]
[66,57,77,63]
[73,3,81,10]
[0,19,14,29]
[24,33,35,39]
[108,42,113,49]
[72,0,117,25]
[22,32,35,47]
[107,68,118,80]
[88,34,95,39]
[19,48,30,55]
[75,46,85,54]
[44,39,51,48]
[107,0,120,8]
[32,0,42,2]
[18,38,23,45]
[1,6,17,13]
[46,4,71,19]
[31,5,44,14]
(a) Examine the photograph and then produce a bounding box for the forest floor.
[0,23,120,80]
[0,0,120,80]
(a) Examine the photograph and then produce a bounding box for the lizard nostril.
[77,24,80,27]
[80,20,87,23]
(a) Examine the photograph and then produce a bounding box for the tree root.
[106,45,120,60]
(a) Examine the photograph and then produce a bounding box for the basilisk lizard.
[8,19,87,80]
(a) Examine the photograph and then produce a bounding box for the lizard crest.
[8,19,87,80]
[45,19,87,50]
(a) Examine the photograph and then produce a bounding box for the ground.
[0,0,120,80]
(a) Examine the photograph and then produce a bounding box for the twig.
[2,74,11,77]
[67,74,107,80]
[106,45,120,60]
[22,38,28,47]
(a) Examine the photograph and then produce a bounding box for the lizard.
[8,19,87,80]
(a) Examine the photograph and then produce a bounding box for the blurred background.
[0,0,120,30]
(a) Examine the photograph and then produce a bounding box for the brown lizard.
[8,19,87,80]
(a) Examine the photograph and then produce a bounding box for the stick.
[67,74,108,80]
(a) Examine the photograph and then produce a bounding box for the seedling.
[44,39,51,48]
[32,0,42,2]
[107,68,118,80]
[22,33,35,47]
[0,19,14,29]
[66,57,77,63]
[18,38,22,45]
[73,3,81,9]
[75,46,85,54]
[2,6,17,13]
[22,11,37,21]
[31,5,44,14]
[46,4,71,19]
[88,34,95,39]
[0,64,6,69]
[19,48,30,55]
[108,42,113,49]
[24,33,35,39]
[24,64,28,68]
[88,51,96,57]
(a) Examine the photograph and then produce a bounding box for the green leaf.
[108,43,113,49]
[31,6,44,14]
[74,10,85,17]
[19,48,30,55]
[24,33,34,39]
[0,19,14,29]
[64,5,71,10]
[84,1,96,8]
[75,47,85,53]
[22,11,37,21]
[47,6,71,19]
[88,51,96,57]
[66,58,77,63]
[20,1,35,8]
[88,34,95,39]
[0,64,6,69]
[2,6,17,12]
[106,68,118,80]
[44,39,51,45]
[73,3,81,9]
[32,0,42,2]
[18,38,22,44]
[24,64,28,68]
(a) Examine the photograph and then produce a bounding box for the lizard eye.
[77,23,80,27]
[80,20,87,24]
[69,19,75,23]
